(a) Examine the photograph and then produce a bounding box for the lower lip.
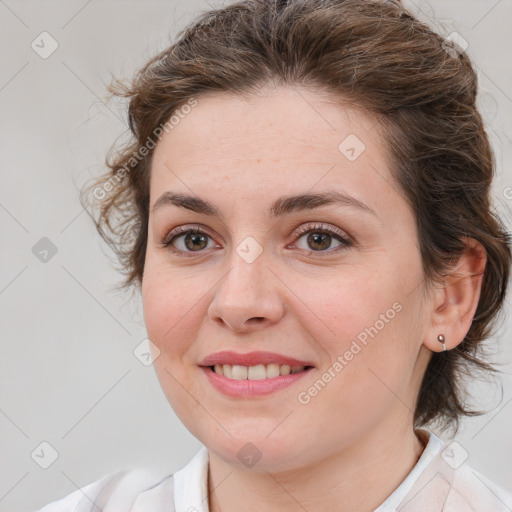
[200,366,314,397]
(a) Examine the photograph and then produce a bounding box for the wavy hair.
[80,0,512,433]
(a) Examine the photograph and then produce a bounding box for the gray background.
[0,1,511,510]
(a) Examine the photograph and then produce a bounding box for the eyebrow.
[152,190,377,219]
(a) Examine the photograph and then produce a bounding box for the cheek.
[293,267,393,348]
[296,266,413,388]
[142,268,202,359]
[305,275,420,413]
[142,269,208,425]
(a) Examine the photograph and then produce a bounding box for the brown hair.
[80,0,512,433]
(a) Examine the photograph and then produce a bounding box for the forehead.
[154,86,382,155]
[149,86,396,213]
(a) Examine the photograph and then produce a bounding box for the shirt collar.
[374,428,443,511]
[173,444,210,512]
[173,429,443,512]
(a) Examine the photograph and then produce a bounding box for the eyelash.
[160,223,353,258]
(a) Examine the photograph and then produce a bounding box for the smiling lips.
[212,363,306,380]
[199,351,314,396]
[199,350,315,379]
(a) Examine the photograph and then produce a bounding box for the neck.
[207,422,426,512]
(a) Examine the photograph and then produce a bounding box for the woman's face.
[142,86,433,470]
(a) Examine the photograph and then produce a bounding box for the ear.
[423,238,487,353]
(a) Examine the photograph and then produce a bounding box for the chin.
[204,432,307,472]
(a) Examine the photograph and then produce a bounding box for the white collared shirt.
[36,428,512,512]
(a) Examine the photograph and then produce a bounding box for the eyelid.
[292,222,351,242]
[160,221,353,256]
[160,223,213,246]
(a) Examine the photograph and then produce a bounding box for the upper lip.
[199,351,315,368]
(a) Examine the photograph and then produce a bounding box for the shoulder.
[446,463,512,511]
[35,466,176,512]
[400,439,512,512]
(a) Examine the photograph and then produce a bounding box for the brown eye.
[293,223,352,254]
[180,232,210,251]
[161,226,217,256]
[301,232,337,251]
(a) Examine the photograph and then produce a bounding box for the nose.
[207,250,285,333]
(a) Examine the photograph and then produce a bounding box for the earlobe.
[436,334,447,351]
[423,237,487,353]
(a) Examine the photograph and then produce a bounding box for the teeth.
[247,364,266,380]
[266,363,280,379]
[232,365,247,380]
[212,363,307,380]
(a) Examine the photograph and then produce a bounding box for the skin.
[141,85,486,512]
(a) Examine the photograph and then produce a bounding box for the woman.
[37,0,512,510]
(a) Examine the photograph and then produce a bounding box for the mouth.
[205,363,314,380]
[198,351,316,396]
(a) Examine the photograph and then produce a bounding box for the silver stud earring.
[437,334,447,351]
